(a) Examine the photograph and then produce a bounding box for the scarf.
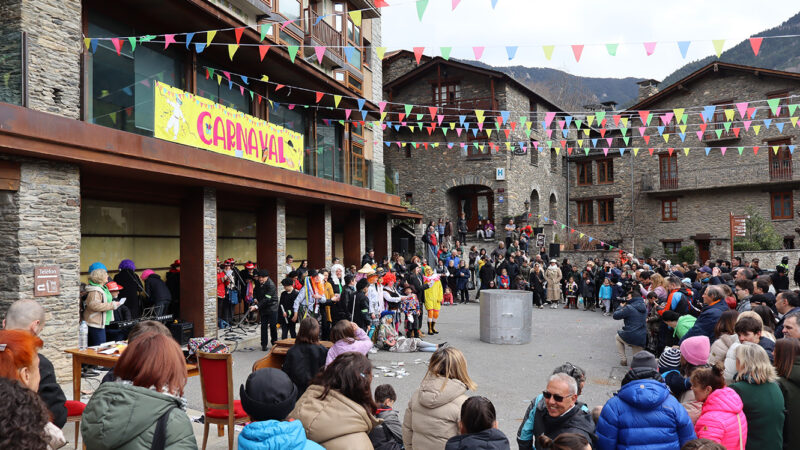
[87,282,114,325]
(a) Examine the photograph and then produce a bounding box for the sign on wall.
[536,233,546,248]
[495,167,506,180]
[153,81,304,172]
[34,266,60,297]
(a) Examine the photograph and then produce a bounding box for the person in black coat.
[278,278,299,339]
[165,260,180,317]
[408,264,426,332]
[478,256,496,300]
[249,269,278,351]
[114,260,143,319]
[142,271,172,316]
[353,278,372,331]
[332,275,356,324]
[281,317,328,398]
[529,263,546,308]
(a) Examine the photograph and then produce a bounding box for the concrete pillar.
[180,187,217,337]
[343,210,364,268]
[0,157,81,383]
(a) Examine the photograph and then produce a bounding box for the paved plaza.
[64,301,625,449]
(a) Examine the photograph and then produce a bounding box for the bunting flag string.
[531,214,627,254]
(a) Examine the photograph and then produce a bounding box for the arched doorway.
[530,190,540,219]
[549,193,557,220]
[448,185,494,231]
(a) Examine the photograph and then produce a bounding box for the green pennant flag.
[723,122,731,132]
[620,127,627,136]
[287,46,299,63]
[249,91,254,100]
[440,47,452,60]
[416,113,423,121]
[737,146,744,155]
[416,0,429,21]
[561,224,566,230]
[140,35,156,43]
[596,111,606,123]
[404,104,413,115]
[519,116,527,126]
[524,129,532,138]
[128,37,137,52]
[767,98,781,116]
[789,104,798,116]
[606,43,618,56]
[584,148,590,156]
[574,120,582,130]
[260,24,272,42]
[207,68,215,79]
[623,136,630,145]
[442,128,449,136]
[715,129,723,139]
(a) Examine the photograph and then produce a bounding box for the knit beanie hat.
[680,335,710,366]
[88,262,107,273]
[658,347,681,372]
[240,368,298,421]
[630,351,658,371]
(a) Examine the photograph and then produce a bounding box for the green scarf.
[89,281,114,325]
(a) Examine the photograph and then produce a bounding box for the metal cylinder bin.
[479,289,533,344]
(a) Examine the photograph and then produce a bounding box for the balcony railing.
[387,96,494,116]
[0,29,25,106]
[641,159,800,192]
[303,9,343,58]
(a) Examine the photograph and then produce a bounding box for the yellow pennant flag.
[683,148,690,156]
[753,125,761,135]
[712,39,725,57]
[773,145,780,154]
[260,75,269,82]
[216,74,222,85]
[380,112,386,121]
[633,148,640,156]
[475,109,485,122]
[621,117,628,127]
[432,143,439,148]
[450,122,456,130]
[555,147,560,155]
[505,142,511,151]
[791,117,799,128]
[525,121,532,130]
[724,109,735,121]
[577,139,583,147]
[673,108,684,124]
[486,129,493,137]
[348,10,362,27]
[334,95,342,107]
[109,112,117,124]
[583,129,590,136]
[542,45,555,60]
[587,115,595,127]
[679,124,687,133]
[376,47,387,60]
[228,44,238,60]
[206,30,217,46]
[663,134,670,143]
[83,38,91,49]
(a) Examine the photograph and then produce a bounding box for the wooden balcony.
[641,160,800,193]
[303,9,343,58]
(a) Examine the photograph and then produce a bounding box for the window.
[659,153,678,189]
[333,69,346,83]
[577,200,593,225]
[313,118,344,182]
[598,199,614,224]
[334,2,344,32]
[196,60,251,114]
[576,161,592,185]
[405,143,412,158]
[530,141,538,165]
[769,139,793,180]
[784,237,795,249]
[362,38,371,68]
[597,159,614,184]
[768,91,789,118]
[550,149,558,173]
[663,241,681,254]
[771,191,793,220]
[661,198,677,221]
[404,193,413,204]
[277,0,301,21]
[432,82,461,108]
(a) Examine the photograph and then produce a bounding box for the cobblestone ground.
[63,300,626,449]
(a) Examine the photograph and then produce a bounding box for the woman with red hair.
[81,332,196,448]
[0,329,66,449]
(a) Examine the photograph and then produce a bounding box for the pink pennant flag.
[379,101,387,113]
[749,37,763,56]
[345,109,352,119]
[240,86,245,95]
[110,38,122,55]
[222,71,231,80]
[532,141,539,149]
[456,128,463,137]
[477,122,484,131]
[696,131,704,140]
[452,0,461,10]
[743,120,752,131]
[164,34,176,49]
[437,115,444,126]
[558,120,565,130]
[720,147,727,156]
[638,127,647,137]
[544,111,557,127]
[660,112,674,125]
[413,47,425,64]
[571,44,584,62]
[314,46,326,64]
[281,20,295,31]
[606,138,613,146]
[472,46,485,60]
[603,148,609,156]
[546,129,553,138]
[735,102,748,119]
[644,42,657,56]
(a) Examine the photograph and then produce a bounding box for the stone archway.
[549,192,557,221]
[530,189,540,219]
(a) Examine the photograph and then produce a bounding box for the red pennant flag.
[257,96,262,104]
[111,38,122,55]
[643,135,651,145]
[570,229,575,233]
[164,34,176,49]
[567,147,573,155]
[503,129,510,139]
[428,106,437,119]
[510,121,517,131]
[315,92,324,103]
[613,115,621,127]
[375,0,390,6]
[638,110,650,125]
[423,143,429,150]
[648,148,655,156]
[753,146,759,155]
[699,123,707,133]
[733,127,740,137]
[668,148,674,156]
[259,45,270,61]
[497,115,505,127]
[413,47,425,64]
[275,84,285,90]
[749,37,763,56]
[426,126,434,135]
[560,140,566,148]
[599,128,607,138]
[398,113,406,122]
[571,44,584,62]
[234,27,245,44]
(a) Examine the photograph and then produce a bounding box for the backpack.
[187,337,229,363]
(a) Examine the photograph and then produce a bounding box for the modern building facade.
[0,0,413,381]
[567,62,800,261]
[382,51,569,236]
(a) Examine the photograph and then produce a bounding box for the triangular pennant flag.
[260,24,271,42]
[358,99,366,110]
[704,147,711,156]
[753,125,761,135]
[163,34,176,49]
[721,146,727,156]
[677,41,691,59]
[684,147,690,156]
[620,148,626,155]
[633,148,640,156]
[712,39,725,57]
[332,95,342,107]
[375,0,390,7]
[701,105,716,123]
[792,117,799,128]
[789,104,798,116]
[376,47,387,60]
[767,98,781,116]
[413,47,425,64]
[314,46,326,63]
[287,45,299,63]
[258,45,270,61]
[83,37,91,50]
[776,122,785,133]
[571,44,584,62]
[542,45,555,60]
[648,148,654,156]
[472,46,485,60]
[452,0,461,9]
[234,27,245,45]
[348,10,362,27]
[643,42,657,56]
[749,37,763,56]
[638,110,650,126]
[606,43,618,56]
[491,0,499,8]
[416,0,429,21]
[185,32,195,49]
[128,37,137,52]
[440,47,452,60]
[227,43,238,60]
[764,118,772,129]
[506,46,518,60]
[315,92,324,103]
[110,38,122,56]
[737,146,744,155]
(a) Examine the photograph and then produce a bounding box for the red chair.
[65,400,86,449]
[197,352,249,450]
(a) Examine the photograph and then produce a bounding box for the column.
[180,187,217,337]
[343,210,364,267]
[324,205,333,268]
[372,214,391,261]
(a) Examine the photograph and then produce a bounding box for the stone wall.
[567,67,800,260]
[738,249,800,272]
[0,0,24,105]
[202,187,218,337]
[383,53,427,85]
[369,18,386,193]
[0,156,81,383]
[276,198,287,281]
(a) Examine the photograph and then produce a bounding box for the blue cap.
[88,262,107,272]
[380,311,394,318]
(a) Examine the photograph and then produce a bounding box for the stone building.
[567,62,800,262]
[0,0,414,381]
[383,51,569,238]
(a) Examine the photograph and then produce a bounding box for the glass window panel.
[286,216,308,239]
[316,119,343,181]
[217,210,257,237]
[217,238,257,263]
[347,48,362,69]
[279,0,301,21]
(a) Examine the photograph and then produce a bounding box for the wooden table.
[252,338,333,372]
[64,348,198,401]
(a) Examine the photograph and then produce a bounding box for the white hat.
[357,263,375,274]
[550,259,557,263]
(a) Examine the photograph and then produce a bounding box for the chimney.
[636,79,660,102]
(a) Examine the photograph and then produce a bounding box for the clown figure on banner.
[164,96,187,139]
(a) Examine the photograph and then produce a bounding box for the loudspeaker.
[169,321,194,346]
[549,243,561,258]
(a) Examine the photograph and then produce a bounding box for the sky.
[381,0,799,80]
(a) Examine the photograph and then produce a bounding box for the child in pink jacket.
[691,365,747,450]
[325,320,374,367]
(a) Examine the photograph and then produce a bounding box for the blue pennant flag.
[789,145,795,154]
[657,126,665,135]
[500,110,510,123]
[459,115,466,126]
[704,147,711,156]
[185,32,195,49]
[472,128,478,137]
[357,98,365,110]
[619,148,626,155]
[679,132,686,142]
[776,122,785,132]
[701,105,716,123]
[228,80,233,90]
[764,118,772,129]
[677,41,691,59]
[561,129,569,138]
[90,39,99,53]
[506,46,518,60]
[564,115,573,128]
[361,110,368,120]
[194,42,206,53]
[122,86,132,96]
[591,138,598,147]
[240,75,248,85]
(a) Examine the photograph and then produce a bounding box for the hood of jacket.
[288,385,380,445]
[239,420,324,450]
[617,378,670,409]
[81,382,185,448]
[701,387,743,415]
[445,428,510,450]
[627,296,646,313]
[417,376,468,409]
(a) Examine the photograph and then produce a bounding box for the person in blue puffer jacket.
[596,350,696,450]
[238,368,323,450]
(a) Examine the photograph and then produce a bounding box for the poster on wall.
[153,81,304,172]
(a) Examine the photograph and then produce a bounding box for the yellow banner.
[153,81,303,172]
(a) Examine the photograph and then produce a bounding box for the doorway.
[695,239,710,263]
[450,185,494,231]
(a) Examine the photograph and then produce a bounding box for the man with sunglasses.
[516,373,595,450]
